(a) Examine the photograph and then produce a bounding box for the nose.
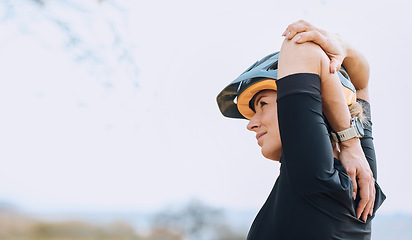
[247,114,260,132]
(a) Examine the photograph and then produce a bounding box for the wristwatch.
[331,117,364,143]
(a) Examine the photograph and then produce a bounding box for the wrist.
[331,117,364,143]
[339,137,361,149]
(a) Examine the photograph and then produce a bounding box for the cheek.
[266,109,281,141]
[261,127,282,160]
[260,103,282,160]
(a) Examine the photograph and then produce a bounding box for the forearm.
[320,54,352,132]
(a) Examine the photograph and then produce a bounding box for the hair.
[348,101,364,123]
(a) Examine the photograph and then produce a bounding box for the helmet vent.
[268,61,278,70]
[253,53,277,69]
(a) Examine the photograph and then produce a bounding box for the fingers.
[330,59,341,74]
[356,173,375,222]
[282,19,312,40]
[283,27,343,74]
[368,176,376,216]
[291,31,324,45]
[361,178,375,221]
[288,32,343,74]
[362,195,373,222]
[356,178,369,220]
[370,183,376,216]
[361,205,371,222]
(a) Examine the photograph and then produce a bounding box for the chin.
[261,148,281,162]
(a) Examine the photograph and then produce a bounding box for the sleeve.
[357,99,378,180]
[276,73,352,195]
[357,99,386,214]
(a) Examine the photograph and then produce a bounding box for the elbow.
[278,40,329,80]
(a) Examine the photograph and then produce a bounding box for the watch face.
[355,118,365,136]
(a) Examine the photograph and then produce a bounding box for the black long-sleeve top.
[247,73,385,240]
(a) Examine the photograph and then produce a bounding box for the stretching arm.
[278,38,374,222]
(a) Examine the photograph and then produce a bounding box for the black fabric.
[247,73,385,240]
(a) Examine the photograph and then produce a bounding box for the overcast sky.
[0,0,411,214]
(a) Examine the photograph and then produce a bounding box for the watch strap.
[331,127,359,143]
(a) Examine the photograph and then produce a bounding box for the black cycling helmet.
[216,51,356,119]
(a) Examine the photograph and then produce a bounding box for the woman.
[216,20,385,239]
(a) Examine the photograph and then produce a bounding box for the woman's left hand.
[282,20,348,74]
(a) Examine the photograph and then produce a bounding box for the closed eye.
[260,101,267,107]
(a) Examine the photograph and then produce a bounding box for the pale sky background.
[0,0,411,215]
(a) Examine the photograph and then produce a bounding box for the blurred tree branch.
[151,199,244,240]
[0,0,138,85]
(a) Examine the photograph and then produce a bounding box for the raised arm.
[282,20,375,221]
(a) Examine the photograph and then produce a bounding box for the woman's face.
[246,90,282,161]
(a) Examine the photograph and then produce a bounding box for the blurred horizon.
[1,197,412,240]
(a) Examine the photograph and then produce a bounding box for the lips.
[256,132,266,143]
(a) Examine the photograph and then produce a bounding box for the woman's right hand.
[339,138,376,221]
[283,20,370,100]
[282,20,348,74]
